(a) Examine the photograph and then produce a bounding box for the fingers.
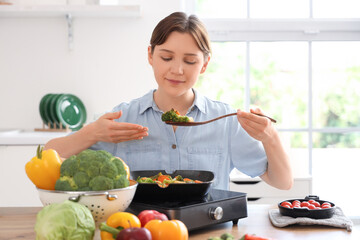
[111,132,148,143]
[107,129,148,143]
[237,109,272,141]
[250,108,263,115]
[237,109,270,126]
[107,122,148,143]
[110,121,148,131]
[100,111,123,120]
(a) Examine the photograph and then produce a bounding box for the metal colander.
[37,180,138,226]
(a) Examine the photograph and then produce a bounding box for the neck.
[154,89,195,115]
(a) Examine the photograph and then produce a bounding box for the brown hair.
[150,12,212,59]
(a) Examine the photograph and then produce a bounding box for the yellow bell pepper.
[25,145,62,190]
[100,212,141,240]
[116,157,130,180]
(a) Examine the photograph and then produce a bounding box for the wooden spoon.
[165,112,276,126]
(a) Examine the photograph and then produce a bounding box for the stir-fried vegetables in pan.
[137,172,203,188]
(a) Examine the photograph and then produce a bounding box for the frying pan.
[278,195,336,219]
[130,170,214,201]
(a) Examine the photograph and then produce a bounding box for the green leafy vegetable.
[35,200,95,240]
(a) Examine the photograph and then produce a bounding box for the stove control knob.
[209,206,223,220]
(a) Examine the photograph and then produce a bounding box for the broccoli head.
[55,176,77,191]
[161,108,193,123]
[89,176,114,191]
[114,175,130,189]
[55,149,130,191]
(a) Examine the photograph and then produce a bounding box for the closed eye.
[161,57,172,61]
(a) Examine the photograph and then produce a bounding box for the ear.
[147,46,153,66]
[200,55,211,74]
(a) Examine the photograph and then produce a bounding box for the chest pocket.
[123,143,162,170]
[187,147,223,187]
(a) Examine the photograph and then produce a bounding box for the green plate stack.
[39,93,87,131]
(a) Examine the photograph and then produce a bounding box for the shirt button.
[172,144,177,149]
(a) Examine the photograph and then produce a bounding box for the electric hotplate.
[127,189,247,231]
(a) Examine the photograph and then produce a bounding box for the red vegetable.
[280,201,292,208]
[138,210,168,227]
[157,175,171,183]
[281,199,334,210]
[240,234,270,240]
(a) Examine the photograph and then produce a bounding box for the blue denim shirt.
[90,89,267,190]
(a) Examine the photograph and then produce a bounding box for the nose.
[170,60,184,75]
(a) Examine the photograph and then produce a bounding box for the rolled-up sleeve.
[229,117,268,178]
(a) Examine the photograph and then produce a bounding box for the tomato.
[312,201,320,208]
[138,210,168,227]
[281,201,292,208]
[292,204,300,208]
[322,204,331,209]
[301,201,310,208]
[321,202,331,208]
[308,204,316,210]
[145,219,188,240]
[280,198,334,212]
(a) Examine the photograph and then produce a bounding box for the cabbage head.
[35,200,95,240]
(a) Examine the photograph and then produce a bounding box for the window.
[185,0,360,216]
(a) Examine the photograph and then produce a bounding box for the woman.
[45,12,293,190]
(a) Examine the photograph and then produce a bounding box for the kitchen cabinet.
[0,145,42,207]
[0,131,68,207]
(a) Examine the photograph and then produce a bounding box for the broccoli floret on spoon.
[161,108,194,123]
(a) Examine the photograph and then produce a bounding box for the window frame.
[184,1,360,176]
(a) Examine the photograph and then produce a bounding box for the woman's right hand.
[91,111,148,143]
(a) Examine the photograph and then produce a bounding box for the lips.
[166,78,184,84]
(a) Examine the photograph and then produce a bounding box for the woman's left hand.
[236,108,275,143]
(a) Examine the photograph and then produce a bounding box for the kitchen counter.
[1,205,359,240]
[0,129,69,145]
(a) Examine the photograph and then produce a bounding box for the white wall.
[0,0,184,130]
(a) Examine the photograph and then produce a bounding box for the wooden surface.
[0,205,359,240]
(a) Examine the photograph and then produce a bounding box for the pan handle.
[305,195,320,201]
[68,192,118,202]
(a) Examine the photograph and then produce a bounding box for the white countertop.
[0,129,69,145]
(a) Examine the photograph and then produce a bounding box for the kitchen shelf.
[0,4,141,18]
[0,2,141,50]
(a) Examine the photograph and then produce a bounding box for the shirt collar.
[138,89,207,115]
[191,88,207,114]
[139,90,157,114]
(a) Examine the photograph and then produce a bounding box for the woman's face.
[148,31,210,98]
